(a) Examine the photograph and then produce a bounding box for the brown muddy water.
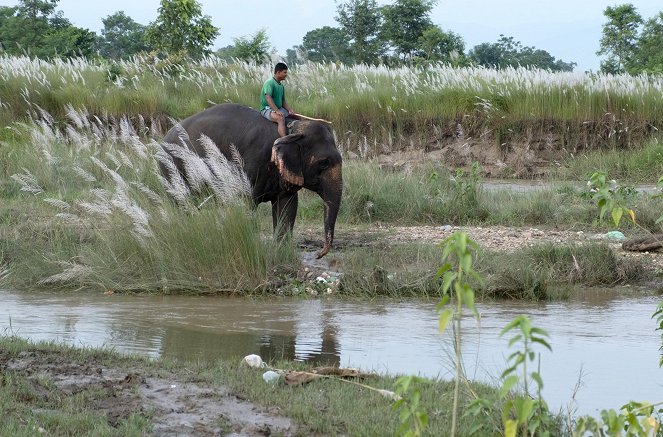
[1,288,661,416]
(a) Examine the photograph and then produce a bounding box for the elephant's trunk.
[316,164,343,259]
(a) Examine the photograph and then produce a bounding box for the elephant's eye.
[318,158,330,170]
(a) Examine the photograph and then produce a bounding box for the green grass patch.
[478,242,650,300]
[0,335,563,436]
[555,138,663,184]
[334,241,652,300]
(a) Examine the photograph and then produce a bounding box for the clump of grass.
[334,241,651,300]
[556,137,663,184]
[338,243,441,296]
[478,242,650,300]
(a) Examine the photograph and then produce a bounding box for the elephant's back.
[164,103,270,146]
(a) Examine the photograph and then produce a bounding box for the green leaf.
[531,337,553,351]
[531,371,544,390]
[441,270,456,294]
[612,207,623,226]
[435,262,451,279]
[438,308,453,334]
[460,253,472,272]
[515,397,534,423]
[500,375,519,397]
[508,334,523,347]
[504,419,517,437]
[435,294,450,312]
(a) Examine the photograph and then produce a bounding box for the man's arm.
[264,94,283,116]
[282,98,295,115]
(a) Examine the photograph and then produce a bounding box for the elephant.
[160,103,342,258]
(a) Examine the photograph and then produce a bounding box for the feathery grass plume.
[198,135,251,202]
[38,262,93,285]
[72,165,96,182]
[43,198,71,210]
[127,137,149,159]
[156,150,190,203]
[90,188,111,202]
[117,150,135,169]
[110,188,153,244]
[105,151,122,170]
[42,149,60,166]
[77,200,112,217]
[65,124,90,151]
[159,142,213,193]
[65,103,86,129]
[11,169,43,194]
[119,116,136,143]
[55,212,81,224]
[90,156,126,188]
[132,182,163,205]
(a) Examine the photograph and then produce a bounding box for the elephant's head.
[271,121,342,258]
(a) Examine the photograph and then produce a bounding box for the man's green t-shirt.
[260,77,285,109]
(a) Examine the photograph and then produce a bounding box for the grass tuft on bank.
[335,241,653,300]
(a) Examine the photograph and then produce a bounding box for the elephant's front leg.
[271,192,298,238]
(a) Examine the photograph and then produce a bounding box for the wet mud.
[1,349,296,436]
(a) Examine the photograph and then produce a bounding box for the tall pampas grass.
[0,54,661,160]
[3,105,297,293]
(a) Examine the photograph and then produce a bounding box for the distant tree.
[301,26,352,63]
[145,0,218,59]
[633,12,663,73]
[597,4,643,74]
[380,0,436,61]
[41,16,96,58]
[336,0,384,64]
[468,42,502,68]
[96,11,150,59]
[417,25,465,65]
[285,47,302,66]
[517,46,576,71]
[13,0,57,50]
[469,35,575,71]
[232,28,271,63]
[215,44,237,61]
[0,0,96,58]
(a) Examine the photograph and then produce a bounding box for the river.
[1,287,661,416]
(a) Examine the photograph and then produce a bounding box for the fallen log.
[622,234,663,252]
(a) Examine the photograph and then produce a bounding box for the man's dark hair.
[274,62,288,73]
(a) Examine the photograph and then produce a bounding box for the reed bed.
[1,54,662,157]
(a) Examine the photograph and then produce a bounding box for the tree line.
[0,0,661,74]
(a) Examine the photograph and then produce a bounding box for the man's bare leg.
[270,113,287,136]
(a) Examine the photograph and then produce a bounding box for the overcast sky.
[1,0,662,71]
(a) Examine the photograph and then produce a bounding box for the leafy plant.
[573,401,662,436]
[393,376,428,437]
[499,315,554,437]
[449,161,483,210]
[436,232,483,436]
[586,171,636,226]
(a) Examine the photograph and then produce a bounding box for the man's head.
[274,62,288,81]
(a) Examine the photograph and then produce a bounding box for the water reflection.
[1,288,661,415]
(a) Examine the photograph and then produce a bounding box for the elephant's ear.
[271,134,304,186]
